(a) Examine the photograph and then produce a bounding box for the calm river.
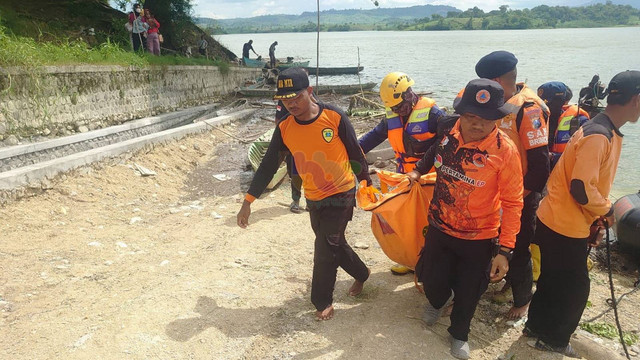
[219,28,640,196]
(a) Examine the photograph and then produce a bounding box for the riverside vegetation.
[202,2,640,34]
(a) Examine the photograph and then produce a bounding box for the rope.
[604,219,631,359]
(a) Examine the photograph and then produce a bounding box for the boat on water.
[238,82,376,97]
[243,57,267,68]
[277,60,310,69]
[302,66,364,76]
[247,128,287,189]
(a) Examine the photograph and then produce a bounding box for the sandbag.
[357,171,436,269]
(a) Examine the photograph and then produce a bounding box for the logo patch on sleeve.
[322,128,334,143]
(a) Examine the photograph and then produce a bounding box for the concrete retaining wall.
[0,65,261,142]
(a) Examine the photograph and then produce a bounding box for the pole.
[357,46,363,96]
[316,0,320,89]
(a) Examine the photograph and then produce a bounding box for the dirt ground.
[1,99,639,360]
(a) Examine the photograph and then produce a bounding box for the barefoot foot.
[348,268,371,296]
[444,302,454,317]
[316,305,334,320]
[506,302,529,320]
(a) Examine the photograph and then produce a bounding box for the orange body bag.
[357,170,436,269]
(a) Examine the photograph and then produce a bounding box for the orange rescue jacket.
[386,97,437,173]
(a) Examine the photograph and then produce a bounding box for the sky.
[192,0,592,19]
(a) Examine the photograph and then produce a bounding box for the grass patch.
[580,322,639,345]
[0,23,230,69]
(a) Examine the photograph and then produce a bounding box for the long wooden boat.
[243,57,267,68]
[277,60,310,69]
[248,128,288,189]
[302,66,364,75]
[238,82,376,97]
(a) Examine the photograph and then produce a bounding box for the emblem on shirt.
[472,153,487,168]
[322,128,334,143]
[411,124,423,133]
[532,118,542,129]
[434,154,443,168]
[476,89,490,104]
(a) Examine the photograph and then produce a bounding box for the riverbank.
[1,95,639,359]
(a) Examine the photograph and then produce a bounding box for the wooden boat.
[243,57,267,68]
[302,66,364,76]
[248,128,288,189]
[238,82,376,97]
[277,60,310,69]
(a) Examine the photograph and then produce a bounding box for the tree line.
[206,2,639,34]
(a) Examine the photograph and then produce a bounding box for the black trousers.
[132,32,145,52]
[418,226,494,341]
[285,154,302,202]
[307,189,369,311]
[526,218,590,348]
[507,191,541,307]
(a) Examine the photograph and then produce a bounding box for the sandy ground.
[1,102,639,360]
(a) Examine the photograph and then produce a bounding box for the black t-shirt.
[242,43,253,58]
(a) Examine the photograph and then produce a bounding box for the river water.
[218,28,640,196]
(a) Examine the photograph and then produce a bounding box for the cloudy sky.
[193,0,591,19]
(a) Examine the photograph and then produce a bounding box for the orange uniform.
[537,113,623,238]
[415,120,523,248]
[245,103,371,202]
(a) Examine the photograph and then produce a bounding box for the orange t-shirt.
[245,103,370,202]
[415,120,523,248]
[537,113,623,238]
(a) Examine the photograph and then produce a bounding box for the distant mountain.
[196,5,460,33]
[582,0,640,7]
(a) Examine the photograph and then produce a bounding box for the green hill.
[196,5,460,34]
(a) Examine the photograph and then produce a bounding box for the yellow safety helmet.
[380,72,415,108]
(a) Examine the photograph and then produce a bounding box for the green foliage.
[206,2,640,34]
[580,322,639,345]
[0,24,226,68]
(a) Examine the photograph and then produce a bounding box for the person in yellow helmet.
[359,72,447,275]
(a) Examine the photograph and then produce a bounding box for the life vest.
[496,84,549,175]
[551,105,590,154]
[386,97,436,173]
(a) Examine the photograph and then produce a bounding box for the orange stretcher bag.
[357,170,436,269]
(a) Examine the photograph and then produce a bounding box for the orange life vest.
[551,105,590,154]
[496,84,550,176]
[386,97,437,173]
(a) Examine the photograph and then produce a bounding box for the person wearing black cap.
[407,79,524,359]
[471,50,551,320]
[237,67,372,321]
[525,70,640,357]
[537,81,590,170]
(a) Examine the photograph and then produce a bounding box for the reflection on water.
[219,28,640,194]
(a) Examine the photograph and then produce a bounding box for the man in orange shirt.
[408,79,524,359]
[471,51,550,319]
[237,68,372,321]
[525,70,640,357]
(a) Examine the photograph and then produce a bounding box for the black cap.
[538,81,572,103]
[608,70,640,97]
[454,79,510,120]
[274,67,309,100]
[475,51,518,79]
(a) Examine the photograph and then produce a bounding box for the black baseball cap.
[608,70,640,97]
[274,67,309,100]
[475,51,518,79]
[454,79,510,120]
[538,81,572,103]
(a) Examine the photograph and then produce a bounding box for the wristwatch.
[498,248,513,261]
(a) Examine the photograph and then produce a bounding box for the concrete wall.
[0,65,261,142]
